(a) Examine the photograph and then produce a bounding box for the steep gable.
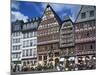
[75,5,96,23]
[38,4,62,29]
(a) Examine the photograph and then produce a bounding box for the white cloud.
[51,4,67,12]
[11,0,19,10]
[11,11,28,22]
[41,3,47,9]
[50,3,81,22]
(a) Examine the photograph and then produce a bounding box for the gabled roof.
[39,4,62,27]
[62,16,73,23]
[47,4,62,25]
[74,5,83,23]
[61,16,75,30]
[75,5,96,23]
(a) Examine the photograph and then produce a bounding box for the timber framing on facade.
[11,3,96,73]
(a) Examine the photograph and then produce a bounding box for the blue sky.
[11,0,81,22]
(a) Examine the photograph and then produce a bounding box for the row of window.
[12,32,37,40]
[40,17,56,25]
[12,45,21,50]
[22,49,37,57]
[75,43,95,50]
[12,32,21,37]
[39,55,47,61]
[61,28,73,34]
[60,27,74,46]
[75,21,95,30]
[60,34,73,39]
[60,43,74,48]
[23,60,37,66]
[38,43,59,51]
[60,43,74,47]
[23,39,37,48]
[12,38,21,43]
[12,53,20,59]
[38,52,59,61]
[81,10,95,19]
[38,34,59,42]
[39,22,58,29]
[23,22,38,30]
[75,30,95,39]
[23,32,37,39]
[38,27,59,36]
[60,39,74,44]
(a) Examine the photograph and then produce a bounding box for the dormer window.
[81,12,86,19]
[30,23,33,28]
[27,23,30,29]
[90,10,94,17]
[34,22,38,28]
[14,25,20,31]
[23,24,27,30]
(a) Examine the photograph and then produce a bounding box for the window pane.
[30,49,32,56]
[23,50,25,57]
[81,12,86,19]
[39,56,42,60]
[90,10,94,17]
[26,49,28,56]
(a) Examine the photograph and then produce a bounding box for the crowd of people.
[11,57,96,72]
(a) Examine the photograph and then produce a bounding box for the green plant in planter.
[48,63,54,69]
[36,64,43,71]
[43,64,49,70]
